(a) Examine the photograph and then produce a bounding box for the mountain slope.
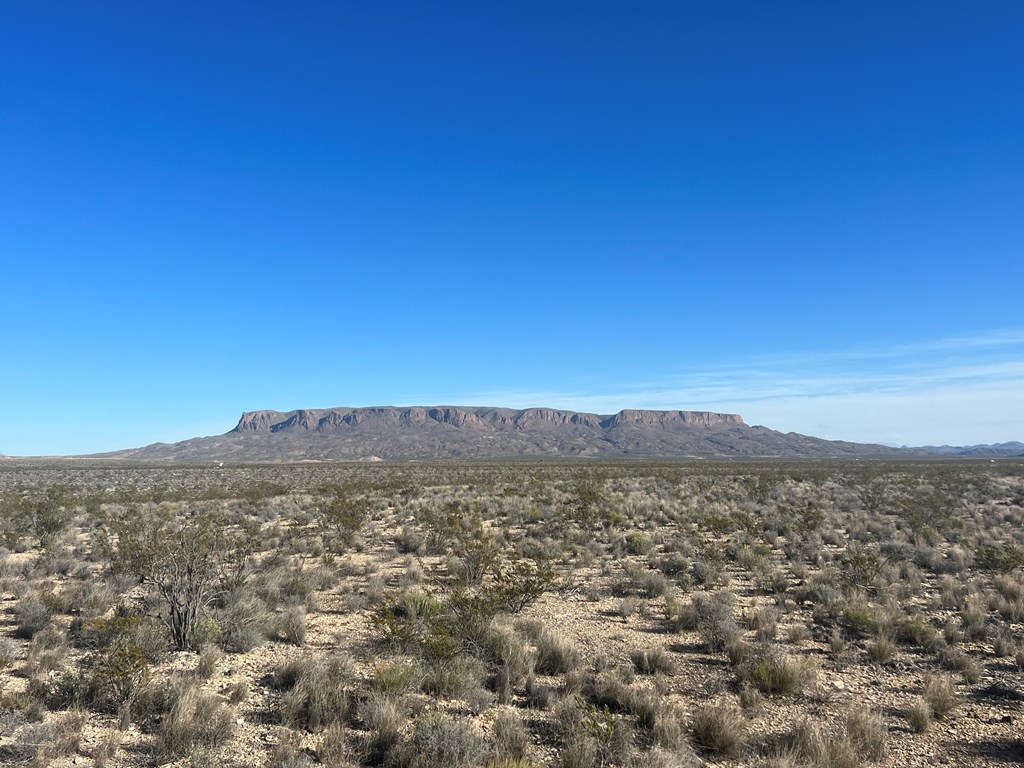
[94,405,914,461]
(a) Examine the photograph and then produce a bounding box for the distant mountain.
[92,405,922,462]
[914,441,1024,457]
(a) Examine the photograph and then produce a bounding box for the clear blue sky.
[3,2,1023,455]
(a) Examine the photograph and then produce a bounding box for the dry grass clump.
[373,660,423,696]
[866,633,896,664]
[316,722,353,767]
[91,726,123,768]
[12,708,88,766]
[906,699,932,732]
[12,592,53,640]
[157,681,235,758]
[266,729,313,768]
[740,650,815,697]
[631,646,676,676]
[555,695,633,768]
[778,719,860,768]
[774,709,886,768]
[405,713,489,768]
[689,702,747,757]
[844,709,887,762]
[277,653,357,731]
[530,625,581,676]
[195,643,223,679]
[492,708,530,761]
[921,673,959,719]
[673,590,740,651]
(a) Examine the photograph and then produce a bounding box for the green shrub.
[897,615,937,647]
[488,555,557,613]
[86,643,152,715]
[626,532,655,555]
[841,604,879,638]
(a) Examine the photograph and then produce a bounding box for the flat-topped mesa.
[112,404,916,461]
[602,409,745,429]
[230,406,745,435]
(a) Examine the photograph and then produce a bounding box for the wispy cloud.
[460,329,1024,446]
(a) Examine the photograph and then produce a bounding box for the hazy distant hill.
[914,441,1024,457]
[93,405,919,462]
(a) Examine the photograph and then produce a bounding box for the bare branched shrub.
[101,508,253,650]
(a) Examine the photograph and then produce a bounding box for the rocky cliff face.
[602,409,746,429]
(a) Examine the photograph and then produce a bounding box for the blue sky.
[2,2,1023,455]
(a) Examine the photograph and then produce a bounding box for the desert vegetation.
[0,458,1022,766]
